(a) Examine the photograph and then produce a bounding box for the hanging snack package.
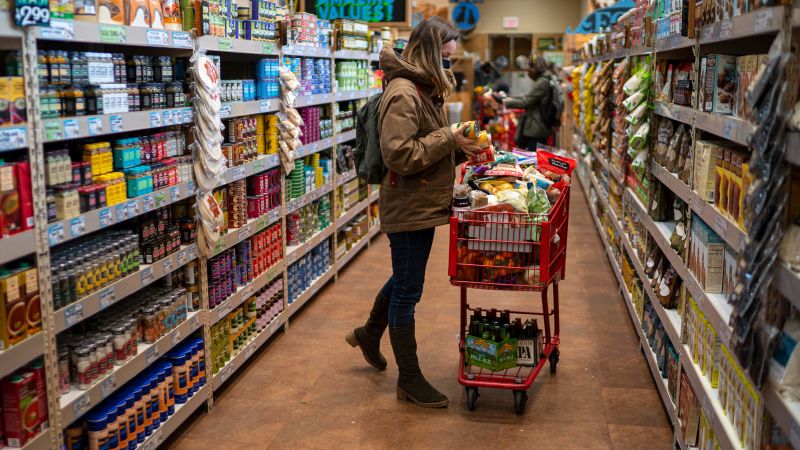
[484,164,524,178]
[535,149,576,191]
[623,89,647,111]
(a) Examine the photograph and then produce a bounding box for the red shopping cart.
[447,184,570,414]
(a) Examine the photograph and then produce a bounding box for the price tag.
[213,239,225,255]
[95,209,113,228]
[253,159,266,174]
[40,19,73,40]
[259,100,272,112]
[169,186,179,203]
[98,286,116,309]
[162,110,173,126]
[242,283,254,299]
[154,191,166,208]
[722,120,737,141]
[100,375,116,399]
[48,223,65,246]
[139,430,163,450]
[267,208,280,224]
[109,115,123,133]
[86,117,103,136]
[245,341,255,359]
[141,267,154,286]
[142,195,155,212]
[69,216,85,238]
[171,328,182,346]
[188,245,197,260]
[99,25,126,43]
[232,166,246,181]
[754,8,775,32]
[217,300,231,321]
[114,203,128,222]
[44,120,64,141]
[146,29,169,46]
[720,19,733,39]
[171,109,182,124]
[181,107,192,123]
[126,200,140,217]
[187,180,195,194]
[691,195,706,215]
[701,25,714,42]
[0,127,27,151]
[190,314,199,329]
[263,42,276,54]
[218,37,233,51]
[238,226,252,242]
[177,249,187,267]
[64,303,84,327]
[171,31,192,48]
[219,104,231,118]
[72,393,91,418]
[714,214,729,236]
[163,257,174,273]
[150,111,162,128]
[145,346,160,365]
[63,119,79,139]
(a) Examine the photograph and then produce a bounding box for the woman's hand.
[453,123,482,156]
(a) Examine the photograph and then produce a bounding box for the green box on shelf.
[465,335,517,371]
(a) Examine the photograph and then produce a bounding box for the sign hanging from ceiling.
[566,0,633,33]
[303,0,411,27]
[451,1,479,31]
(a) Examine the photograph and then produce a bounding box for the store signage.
[451,1,479,32]
[14,0,50,26]
[304,0,409,26]
[566,0,633,34]
[502,16,518,29]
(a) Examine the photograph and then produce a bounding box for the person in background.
[346,17,479,409]
[503,56,554,151]
[474,61,501,88]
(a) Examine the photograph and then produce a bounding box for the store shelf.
[297,136,334,158]
[688,190,745,251]
[0,11,22,39]
[653,101,694,127]
[211,313,287,390]
[38,20,194,50]
[0,230,36,265]
[334,90,370,102]
[774,261,800,309]
[210,260,285,326]
[650,160,692,203]
[59,310,204,424]
[47,180,195,247]
[698,6,786,45]
[679,344,742,450]
[197,35,279,55]
[626,188,686,279]
[333,49,370,60]
[335,197,369,228]
[368,88,382,96]
[786,132,800,166]
[43,107,193,143]
[337,231,371,269]
[285,181,333,214]
[219,99,281,119]
[281,45,332,58]
[136,384,211,450]
[693,110,753,146]
[594,149,610,173]
[286,225,334,266]
[336,129,357,144]
[764,383,800,449]
[217,154,281,187]
[588,169,622,236]
[368,189,379,203]
[294,92,334,108]
[54,244,198,333]
[0,125,28,152]
[684,270,733,348]
[0,333,44,379]
[211,208,282,257]
[655,34,695,52]
[287,267,335,316]
[2,428,51,450]
[588,44,651,63]
[642,336,679,426]
[336,169,357,187]
[369,53,380,62]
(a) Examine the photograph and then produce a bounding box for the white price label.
[146,29,169,46]
[100,375,116,399]
[114,203,128,221]
[98,287,115,309]
[187,180,195,194]
[69,216,85,238]
[162,110,173,126]
[0,126,27,150]
[87,117,103,136]
[98,208,113,227]
[171,328,182,346]
[72,393,91,418]
[714,214,729,236]
[232,166,246,181]
[691,195,706,214]
[720,19,733,39]
[220,105,231,118]
[109,115,123,132]
[40,19,74,40]
[242,283,254,299]
[190,314,199,329]
[163,257,174,273]
[238,226,252,242]
[150,112,162,128]
[259,100,272,112]
[143,195,155,212]
[267,208,280,224]
[141,267,154,286]
[145,346,160,365]
[701,25,714,42]
[188,245,197,260]
[171,31,192,48]
[170,186,179,203]
[126,200,140,217]
[245,342,255,359]
[172,109,182,124]
[217,300,231,320]
[722,120,737,141]
[155,191,167,208]
[754,9,775,32]
[181,107,192,123]
[48,223,64,246]
[177,249,187,266]
[64,119,80,139]
[139,430,163,450]
[64,303,84,327]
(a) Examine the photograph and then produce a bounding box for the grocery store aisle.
[164,182,673,450]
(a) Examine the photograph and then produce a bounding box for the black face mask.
[442,58,451,69]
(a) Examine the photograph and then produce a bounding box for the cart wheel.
[466,387,478,411]
[513,391,528,415]
[549,348,560,374]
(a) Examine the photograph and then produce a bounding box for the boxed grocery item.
[694,140,719,203]
[735,55,760,118]
[702,54,737,114]
[679,371,700,446]
[689,214,725,293]
[19,265,40,335]
[723,244,736,295]
[0,268,26,350]
[1,370,43,447]
[465,334,517,372]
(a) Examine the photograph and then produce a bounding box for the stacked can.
[235,240,253,288]
[249,222,282,276]
[289,160,305,200]
[287,239,331,303]
[246,167,280,218]
[258,114,279,155]
[317,196,331,230]
[286,211,302,246]
[227,179,247,229]
[256,58,280,100]
[213,188,229,235]
[299,107,321,144]
[282,57,302,81]
[314,58,331,94]
[256,278,283,331]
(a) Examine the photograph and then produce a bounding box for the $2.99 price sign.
[15,0,50,26]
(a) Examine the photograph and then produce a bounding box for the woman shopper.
[345,17,479,408]
[503,56,554,151]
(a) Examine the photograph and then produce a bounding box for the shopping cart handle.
[553,234,560,245]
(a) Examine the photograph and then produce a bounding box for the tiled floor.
[163,183,674,450]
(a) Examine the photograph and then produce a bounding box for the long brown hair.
[402,17,459,97]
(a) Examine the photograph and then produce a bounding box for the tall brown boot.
[389,324,448,408]
[346,292,389,370]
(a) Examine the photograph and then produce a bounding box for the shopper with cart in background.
[503,56,562,151]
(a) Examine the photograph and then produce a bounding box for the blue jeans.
[379,228,435,327]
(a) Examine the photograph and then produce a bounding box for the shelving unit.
[577,4,800,446]
[0,23,383,449]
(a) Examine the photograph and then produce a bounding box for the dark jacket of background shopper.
[505,57,554,150]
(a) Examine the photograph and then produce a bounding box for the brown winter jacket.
[378,47,462,233]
